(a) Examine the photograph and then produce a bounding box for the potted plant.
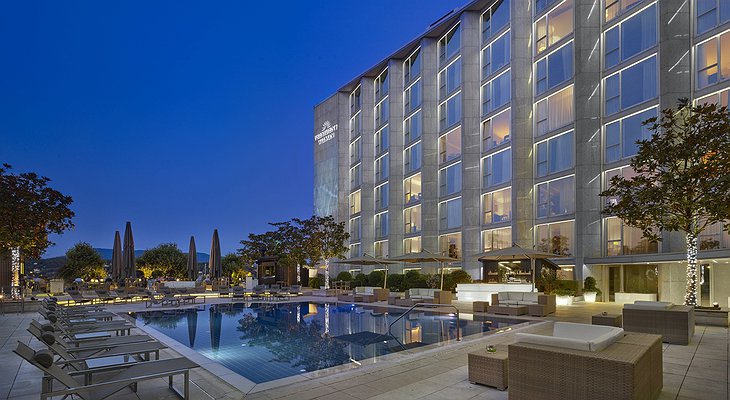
[552,288,576,306]
[583,276,602,303]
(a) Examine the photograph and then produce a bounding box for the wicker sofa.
[490,292,556,316]
[623,301,695,345]
[354,286,390,301]
[509,322,663,400]
[399,288,452,305]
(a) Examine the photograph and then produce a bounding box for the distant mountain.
[92,248,210,263]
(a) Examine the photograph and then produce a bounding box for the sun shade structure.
[187,236,197,280]
[111,230,123,281]
[475,244,565,292]
[122,221,136,281]
[389,249,460,290]
[330,253,399,288]
[208,229,222,280]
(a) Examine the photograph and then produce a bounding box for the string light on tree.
[684,233,698,306]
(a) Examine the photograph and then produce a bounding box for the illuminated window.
[696,88,730,106]
[404,205,422,234]
[535,0,573,54]
[605,0,644,22]
[604,55,657,115]
[535,42,573,95]
[374,240,389,258]
[604,166,637,206]
[375,212,389,237]
[482,0,510,43]
[604,4,657,69]
[536,130,574,177]
[349,190,361,215]
[482,70,511,115]
[404,173,422,204]
[439,233,462,259]
[404,237,422,254]
[536,175,575,218]
[482,32,510,79]
[604,107,656,163]
[482,187,512,224]
[605,217,658,255]
[482,148,512,188]
[350,243,361,258]
[482,227,511,252]
[536,220,574,255]
[535,85,573,137]
[439,197,462,229]
[439,162,462,196]
[439,127,462,163]
[482,109,511,151]
[697,31,730,89]
[439,24,461,64]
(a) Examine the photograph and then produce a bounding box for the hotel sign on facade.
[314,120,338,145]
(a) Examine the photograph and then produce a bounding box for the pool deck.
[1,296,727,399]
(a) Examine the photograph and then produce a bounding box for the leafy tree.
[601,100,730,306]
[367,270,384,288]
[335,271,353,282]
[296,215,349,289]
[58,242,105,281]
[0,164,74,258]
[222,252,247,282]
[137,243,187,279]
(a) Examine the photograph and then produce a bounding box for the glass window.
[439,162,462,196]
[350,243,361,258]
[350,190,361,215]
[404,48,421,85]
[483,32,510,79]
[440,24,461,64]
[439,127,462,163]
[439,233,462,259]
[482,0,510,43]
[604,166,638,205]
[697,0,730,35]
[699,222,730,250]
[697,88,730,106]
[536,42,573,95]
[535,85,573,136]
[604,107,657,162]
[375,212,389,237]
[350,217,361,241]
[604,55,657,115]
[404,205,422,234]
[375,182,389,210]
[482,70,511,115]
[350,87,361,114]
[536,220,574,255]
[605,0,644,22]
[697,31,730,89]
[536,175,575,218]
[404,237,421,254]
[404,110,422,143]
[349,112,362,140]
[404,173,422,204]
[483,109,511,151]
[375,99,389,128]
[404,142,422,173]
[440,58,462,98]
[440,92,462,131]
[439,197,462,229]
[535,0,573,55]
[375,69,389,100]
[483,148,512,187]
[374,240,389,258]
[605,4,657,69]
[482,227,512,252]
[350,164,361,188]
[375,154,389,182]
[482,187,512,224]
[605,28,620,68]
[375,126,389,155]
[536,130,574,177]
[605,217,658,255]
[404,80,422,115]
[350,138,361,164]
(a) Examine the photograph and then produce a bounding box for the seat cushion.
[34,349,54,368]
[522,293,539,303]
[509,292,525,301]
[625,301,673,310]
[517,322,624,352]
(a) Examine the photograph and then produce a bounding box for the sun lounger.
[145,292,180,308]
[30,321,155,348]
[15,341,199,400]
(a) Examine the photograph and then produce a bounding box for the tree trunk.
[324,259,330,289]
[684,232,698,306]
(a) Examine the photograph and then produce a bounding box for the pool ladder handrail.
[387,303,461,351]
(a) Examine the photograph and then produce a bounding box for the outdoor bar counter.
[456,283,533,301]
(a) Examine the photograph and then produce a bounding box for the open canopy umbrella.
[187,236,197,280]
[122,222,136,281]
[389,249,460,290]
[330,253,398,288]
[111,231,123,281]
[474,244,565,292]
[208,229,221,280]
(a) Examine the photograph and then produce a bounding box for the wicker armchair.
[623,302,695,345]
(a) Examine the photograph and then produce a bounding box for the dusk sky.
[0,1,465,258]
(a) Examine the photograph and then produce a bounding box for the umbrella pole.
[440,262,444,291]
[383,264,388,289]
[531,258,536,293]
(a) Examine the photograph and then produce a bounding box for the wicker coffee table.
[592,313,623,327]
[468,345,508,390]
[488,305,528,315]
[473,301,490,313]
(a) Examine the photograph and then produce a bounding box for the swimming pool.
[132,302,526,384]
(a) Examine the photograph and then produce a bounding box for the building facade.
[314,0,730,305]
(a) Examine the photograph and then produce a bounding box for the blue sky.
[0,1,466,257]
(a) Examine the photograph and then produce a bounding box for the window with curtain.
[604,4,657,69]
[439,127,462,163]
[482,31,510,79]
[482,0,510,44]
[697,31,730,89]
[536,175,575,218]
[439,233,462,259]
[536,220,574,255]
[375,212,389,238]
[482,227,511,252]
[483,148,512,188]
[404,110,422,143]
[404,205,422,233]
[536,130,574,177]
[697,0,730,35]
[440,58,462,99]
[536,42,573,95]
[404,142,422,173]
[604,55,657,115]
[482,109,511,151]
[404,173,422,204]
[482,70,511,115]
[375,182,389,210]
[439,162,462,196]
[439,198,462,229]
[482,187,512,224]
[535,85,573,137]
[535,0,573,55]
[605,0,644,22]
[440,92,462,131]
[350,190,361,215]
[604,107,657,162]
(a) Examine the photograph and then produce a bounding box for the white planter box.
[584,292,597,303]
[615,292,657,304]
[556,295,574,306]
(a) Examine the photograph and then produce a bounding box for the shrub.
[583,276,602,295]
[352,273,368,287]
[335,271,353,282]
[440,270,472,292]
[536,268,558,293]
[368,270,384,288]
[386,274,405,292]
[403,270,428,289]
[552,288,576,296]
[555,279,580,293]
[308,276,320,289]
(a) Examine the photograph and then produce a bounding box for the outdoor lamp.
[713,302,720,308]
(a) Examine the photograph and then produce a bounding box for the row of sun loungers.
[14,297,200,399]
[63,288,206,308]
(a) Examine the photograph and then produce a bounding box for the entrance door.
[608,266,622,302]
[700,264,711,306]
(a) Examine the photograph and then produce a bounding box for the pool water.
[132,302,525,384]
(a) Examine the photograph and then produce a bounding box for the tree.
[137,243,187,279]
[601,99,730,306]
[222,253,248,284]
[296,215,349,289]
[0,164,75,258]
[58,242,105,281]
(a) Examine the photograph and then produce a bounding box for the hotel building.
[314,0,730,305]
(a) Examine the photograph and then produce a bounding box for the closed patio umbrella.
[111,231,123,281]
[389,250,460,290]
[187,308,198,347]
[122,222,136,282]
[330,253,399,288]
[208,229,221,280]
[475,244,566,292]
[187,236,197,280]
[209,305,222,352]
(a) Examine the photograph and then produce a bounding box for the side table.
[592,313,623,327]
[473,301,490,313]
[468,345,508,390]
